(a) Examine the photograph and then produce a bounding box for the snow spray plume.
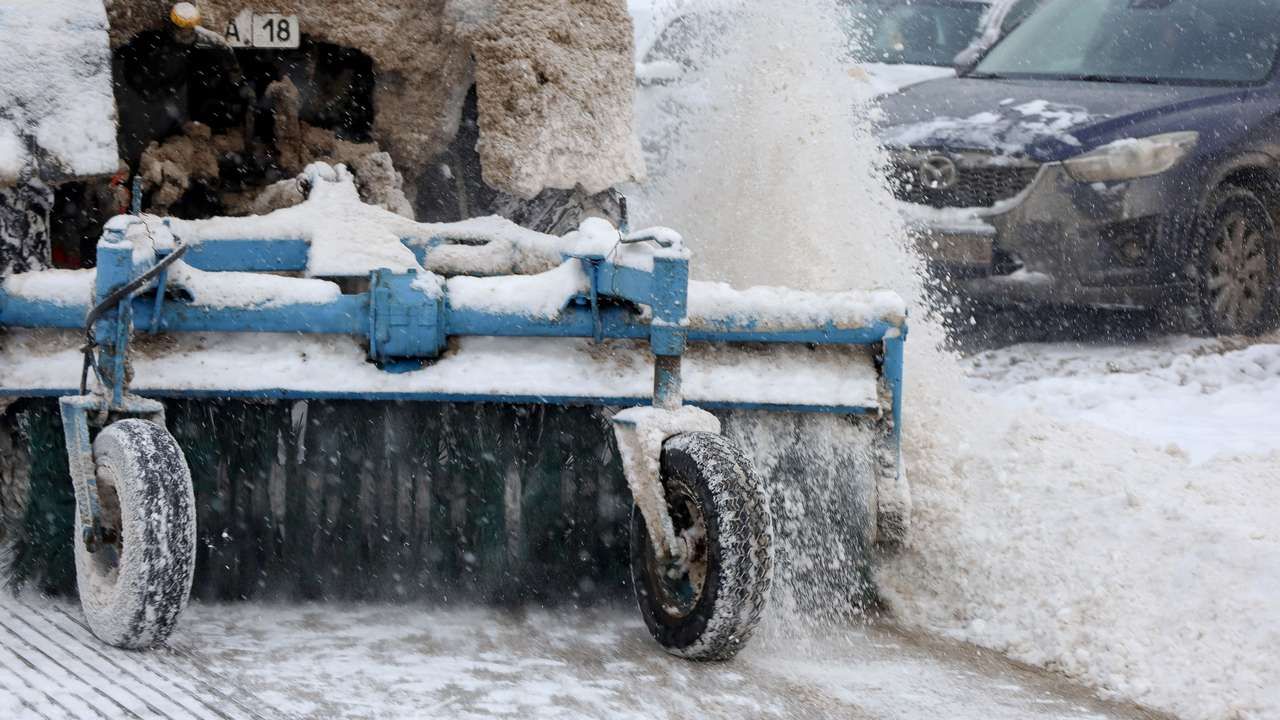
[633,0,957,640]
[637,3,1280,713]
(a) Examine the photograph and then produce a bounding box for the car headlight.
[1063,131,1199,183]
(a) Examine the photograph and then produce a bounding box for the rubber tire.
[1196,186,1279,335]
[630,432,772,661]
[75,419,196,649]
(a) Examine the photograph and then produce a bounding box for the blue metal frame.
[0,217,908,429]
[0,215,909,542]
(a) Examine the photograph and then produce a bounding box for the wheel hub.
[644,482,708,619]
[91,464,124,573]
[1208,213,1269,332]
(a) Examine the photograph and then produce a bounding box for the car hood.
[878,77,1245,162]
[856,63,956,100]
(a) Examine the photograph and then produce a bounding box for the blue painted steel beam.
[181,239,311,272]
[445,305,650,340]
[1,291,901,348]
[2,228,906,421]
[0,295,85,328]
[136,295,368,335]
[688,321,901,346]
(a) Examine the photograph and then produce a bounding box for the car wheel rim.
[643,480,708,620]
[1208,213,1268,332]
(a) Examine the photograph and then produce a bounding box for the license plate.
[224,10,300,49]
[919,232,994,267]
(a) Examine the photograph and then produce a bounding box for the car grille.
[890,160,1040,209]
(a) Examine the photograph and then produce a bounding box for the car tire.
[1195,186,1279,335]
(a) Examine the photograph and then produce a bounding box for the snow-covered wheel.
[630,432,772,661]
[75,419,196,649]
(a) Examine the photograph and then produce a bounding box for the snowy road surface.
[0,596,1168,720]
[881,334,1280,720]
[4,336,1275,719]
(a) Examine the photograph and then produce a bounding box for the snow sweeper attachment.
[0,166,907,660]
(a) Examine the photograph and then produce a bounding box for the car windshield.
[844,1,988,67]
[974,0,1280,84]
[644,11,734,69]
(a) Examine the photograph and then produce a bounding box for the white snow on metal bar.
[446,261,590,319]
[689,281,906,330]
[0,330,882,411]
[168,264,342,310]
[166,165,684,278]
[1,268,94,306]
[4,165,905,327]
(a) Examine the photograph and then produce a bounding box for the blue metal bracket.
[59,393,166,552]
[369,269,446,364]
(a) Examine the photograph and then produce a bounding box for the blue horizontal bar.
[137,295,368,334]
[688,320,900,345]
[181,239,311,272]
[0,295,85,328]
[0,386,879,416]
[447,304,649,339]
[1,292,368,335]
[2,294,900,348]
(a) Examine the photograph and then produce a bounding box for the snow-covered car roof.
[0,0,118,186]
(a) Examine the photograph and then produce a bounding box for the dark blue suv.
[878,0,1280,334]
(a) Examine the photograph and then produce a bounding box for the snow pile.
[172,165,666,280]
[447,260,588,319]
[965,336,1280,464]
[0,127,24,182]
[0,0,117,185]
[879,362,1280,719]
[633,1,1280,718]
[169,165,424,277]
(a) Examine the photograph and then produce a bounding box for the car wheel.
[1197,186,1279,335]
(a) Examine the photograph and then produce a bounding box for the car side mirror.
[636,60,685,87]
